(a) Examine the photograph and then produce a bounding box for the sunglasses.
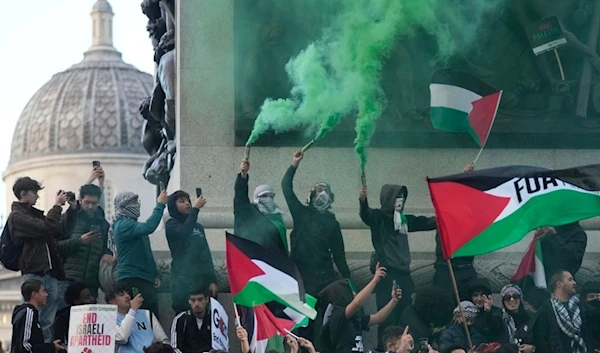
[503,294,521,301]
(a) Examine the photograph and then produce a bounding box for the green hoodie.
[114,203,165,283]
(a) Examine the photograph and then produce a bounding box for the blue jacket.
[114,204,165,283]
[439,324,486,352]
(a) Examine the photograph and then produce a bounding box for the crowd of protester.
[5,152,600,353]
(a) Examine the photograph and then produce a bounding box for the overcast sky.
[0,0,154,219]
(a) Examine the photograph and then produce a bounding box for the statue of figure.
[509,0,600,92]
[139,97,162,156]
[151,29,175,140]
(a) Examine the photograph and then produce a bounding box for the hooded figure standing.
[358,183,436,345]
[166,190,217,314]
[234,159,288,255]
[282,151,350,293]
[282,151,351,346]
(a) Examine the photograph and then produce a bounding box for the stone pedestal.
[171,0,600,350]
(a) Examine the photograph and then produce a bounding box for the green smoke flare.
[246,0,503,163]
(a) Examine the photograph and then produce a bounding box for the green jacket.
[114,203,165,283]
[57,207,111,288]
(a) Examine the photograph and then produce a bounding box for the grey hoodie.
[359,184,436,274]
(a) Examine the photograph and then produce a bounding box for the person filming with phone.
[56,167,113,306]
[165,188,218,314]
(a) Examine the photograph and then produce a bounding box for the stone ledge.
[185,208,600,230]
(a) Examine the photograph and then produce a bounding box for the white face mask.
[312,191,332,211]
[395,197,405,211]
[257,195,276,213]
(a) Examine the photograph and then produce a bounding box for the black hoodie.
[165,195,216,285]
[53,306,71,345]
[11,304,54,353]
[540,222,587,280]
[359,184,436,274]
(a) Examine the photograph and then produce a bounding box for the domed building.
[3,0,155,220]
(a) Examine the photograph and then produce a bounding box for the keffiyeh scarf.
[550,294,587,353]
[108,191,141,256]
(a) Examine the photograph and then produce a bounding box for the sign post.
[525,16,568,80]
[68,305,117,353]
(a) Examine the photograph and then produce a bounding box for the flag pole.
[284,329,300,339]
[472,90,503,166]
[554,48,566,81]
[447,259,474,350]
[233,303,241,327]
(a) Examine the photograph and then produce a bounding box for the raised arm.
[358,187,374,226]
[118,195,167,240]
[12,202,64,241]
[281,151,306,218]
[369,286,401,326]
[345,263,386,318]
[234,160,251,209]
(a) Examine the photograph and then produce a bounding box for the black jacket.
[282,166,350,279]
[532,300,578,353]
[359,184,436,274]
[166,195,216,284]
[468,278,504,342]
[540,222,587,279]
[9,202,65,279]
[53,306,71,344]
[11,304,54,353]
[57,206,111,288]
[170,310,212,353]
[233,174,287,255]
[582,302,600,352]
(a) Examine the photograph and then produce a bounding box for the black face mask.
[586,299,600,309]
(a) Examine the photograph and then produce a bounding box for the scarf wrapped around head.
[550,294,587,353]
[453,301,478,321]
[252,185,283,215]
[501,284,525,344]
[308,182,333,213]
[107,191,141,255]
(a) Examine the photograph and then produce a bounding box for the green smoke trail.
[246,0,504,153]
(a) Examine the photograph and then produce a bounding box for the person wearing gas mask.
[234,159,288,256]
[282,151,351,344]
[581,281,600,352]
[359,183,436,346]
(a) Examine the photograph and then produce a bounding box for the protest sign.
[210,298,229,350]
[68,305,117,353]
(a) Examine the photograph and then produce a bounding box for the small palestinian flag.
[430,69,502,146]
[427,164,600,258]
[226,232,317,319]
[239,305,295,353]
[512,234,547,288]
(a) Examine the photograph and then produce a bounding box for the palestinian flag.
[226,232,317,319]
[239,305,295,353]
[427,164,600,259]
[512,234,547,288]
[430,69,502,146]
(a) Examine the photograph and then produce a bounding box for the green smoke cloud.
[247,0,503,169]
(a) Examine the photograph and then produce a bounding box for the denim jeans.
[21,274,58,343]
[56,280,72,312]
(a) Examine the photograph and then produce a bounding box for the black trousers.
[375,272,414,348]
[297,271,339,352]
[118,278,159,316]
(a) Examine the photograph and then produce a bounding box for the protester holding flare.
[358,180,436,345]
[234,159,288,255]
[282,150,350,344]
[282,150,350,289]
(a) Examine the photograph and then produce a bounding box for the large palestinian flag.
[226,232,317,319]
[427,164,600,259]
[430,69,502,146]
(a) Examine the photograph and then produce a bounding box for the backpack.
[0,218,21,271]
